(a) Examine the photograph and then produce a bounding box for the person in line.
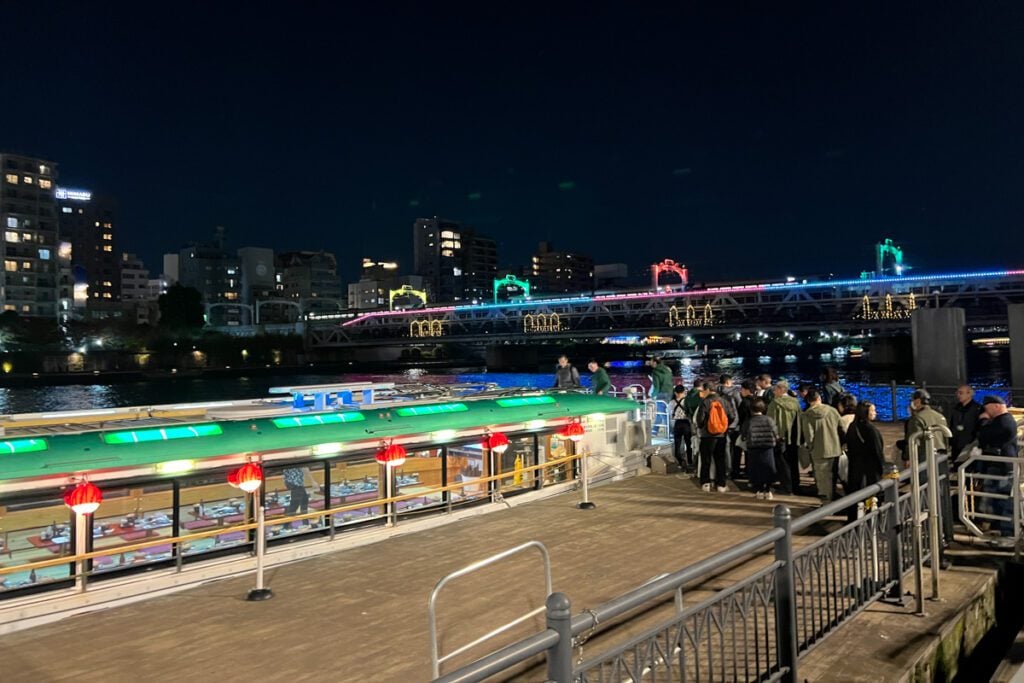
[717,374,743,477]
[741,398,778,499]
[768,380,802,495]
[553,354,580,389]
[648,357,674,403]
[903,389,954,565]
[755,374,774,401]
[733,380,758,479]
[670,385,693,472]
[838,394,858,433]
[587,359,611,396]
[949,384,983,458]
[844,401,885,522]
[821,367,845,407]
[695,389,734,493]
[683,380,705,419]
[976,396,1019,536]
[801,388,842,502]
[797,383,813,409]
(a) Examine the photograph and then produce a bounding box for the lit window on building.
[103,245,112,252]
[38,179,52,189]
[22,176,33,185]
[21,305,30,313]
[62,207,73,214]
[103,233,113,240]
[4,260,16,272]
[4,231,18,243]
[38,249,50,260]
[21,261,31,271]
[4,174,17,185]
[6,217,17,228]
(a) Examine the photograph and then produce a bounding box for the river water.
[0,350,1012,421]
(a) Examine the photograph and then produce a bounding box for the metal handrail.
[957,452,1023,539]
[428,541,553,678]
[436,454,949,683]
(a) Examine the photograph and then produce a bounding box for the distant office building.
[162,253,180,285]
[177,226,243,325]
[412,217,498,302]
[594,263,630,289]
[531,241,594,294]
[57,189,119,304]
[347,271,426,311]
[120,252,159,325]
[120,252,150,302]
[0,153,60,317]
[276,251,342,302]
[237,246,276,308]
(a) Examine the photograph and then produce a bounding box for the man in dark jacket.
[976,395,1019,535]
[553,355,580,389]
[695,391,735,493]
[587,360,611,396]
[948,385,982,457]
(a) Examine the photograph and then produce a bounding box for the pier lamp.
[376,441,407,527]
[64,481,102,590]
[482,431,510,454]
[228,462,264,493]
[64,481,103,515]
[559,421,586,442]
[228,462,272,601]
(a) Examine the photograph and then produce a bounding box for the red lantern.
[64,481,102,515]
[560,422,586,442]
[375,442,407,468]
[228,462,263,493]
[483,431,510,454]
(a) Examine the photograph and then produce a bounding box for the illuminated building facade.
[412,217,497,302]
[277,250,342,302]
[57,188,120,304]
[0,153,60,317]
[531,241,594,294]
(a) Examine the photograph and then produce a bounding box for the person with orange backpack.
[695,389,736,493]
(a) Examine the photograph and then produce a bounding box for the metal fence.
[435,450,948,683]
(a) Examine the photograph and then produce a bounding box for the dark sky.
[4,3,1023,284]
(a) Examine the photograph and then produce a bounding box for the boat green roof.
[0,393,637,483]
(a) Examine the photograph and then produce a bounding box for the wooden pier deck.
[0,425,996,682]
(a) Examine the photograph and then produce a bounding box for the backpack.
[706,400,729,436]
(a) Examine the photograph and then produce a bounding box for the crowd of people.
[554,355,1021,534]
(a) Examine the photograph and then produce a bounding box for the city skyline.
[4,4,1024,285]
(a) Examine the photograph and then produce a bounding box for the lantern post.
[231,462,271,601]
[64,481,102,592]
[376,442,407,527]
[483,431,510,502]
[561,421,594,510]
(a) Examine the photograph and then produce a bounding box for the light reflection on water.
[0,353,1010,422]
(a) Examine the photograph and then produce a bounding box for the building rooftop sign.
[55,187,92,201]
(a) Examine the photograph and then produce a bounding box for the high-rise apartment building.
[57,189,119,304]
[276,251,342,302]
[0,153,60,317]
[531,241,594,294]
[412,217,498,303]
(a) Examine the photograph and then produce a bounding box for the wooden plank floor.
[1,422,958,683]
[0,473,821,683]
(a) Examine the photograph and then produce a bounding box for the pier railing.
[434,453,948,683]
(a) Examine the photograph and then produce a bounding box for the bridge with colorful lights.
[307,267,1024,348]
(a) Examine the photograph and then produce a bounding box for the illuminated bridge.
[308,268,1024,348]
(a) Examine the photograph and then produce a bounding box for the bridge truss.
[308,269,1024,347]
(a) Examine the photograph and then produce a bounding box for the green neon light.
[493,274,531,303]
[272,412,367,429]
[496,396,557,408]
[0,438,48,454]
[103,424,223,445]
[394,403,469,417]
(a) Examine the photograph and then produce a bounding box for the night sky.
[4,3,1023,285]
